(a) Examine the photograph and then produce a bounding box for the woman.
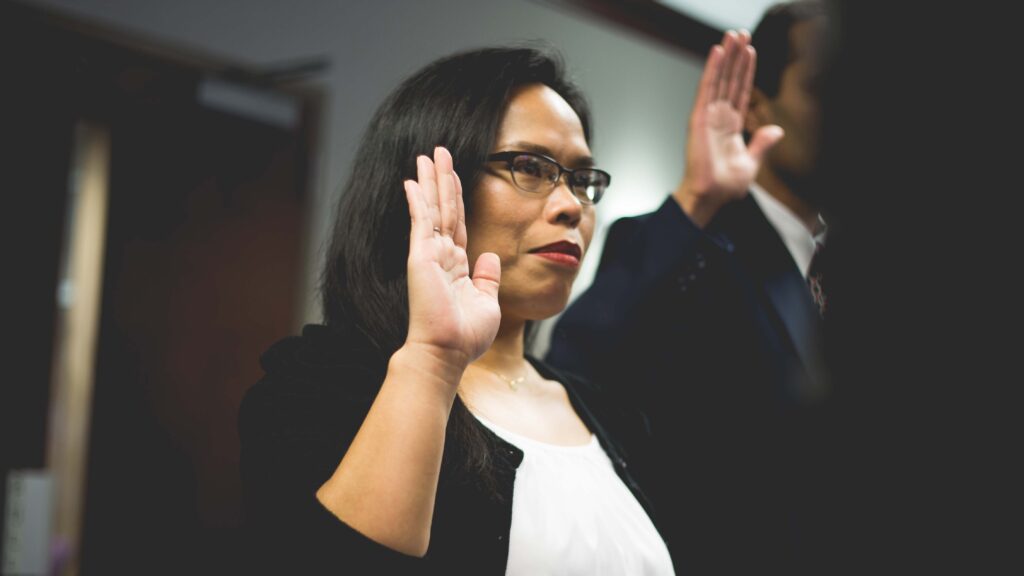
[240,30,771,574]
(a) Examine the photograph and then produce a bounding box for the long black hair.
[320,46,592,488]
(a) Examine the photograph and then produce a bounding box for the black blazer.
[239,323,660,575]
[547,196,829,574]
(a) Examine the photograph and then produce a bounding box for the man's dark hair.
[752,1,827,97]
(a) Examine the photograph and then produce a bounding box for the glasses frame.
[485,151,611,205]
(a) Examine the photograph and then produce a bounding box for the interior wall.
[26,0,706,349]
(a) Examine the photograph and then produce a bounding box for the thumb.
[748,125,785,166]
[471,252,501,299]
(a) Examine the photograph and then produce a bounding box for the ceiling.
[655,0,780,31]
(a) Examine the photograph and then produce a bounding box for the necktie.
[807,241,827,318]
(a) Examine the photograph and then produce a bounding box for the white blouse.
[473,414,675,576]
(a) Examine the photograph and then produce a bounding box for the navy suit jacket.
[547,195,830,574]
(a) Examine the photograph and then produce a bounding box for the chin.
[502,288,572,321]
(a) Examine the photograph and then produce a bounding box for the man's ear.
[745,87,771,134]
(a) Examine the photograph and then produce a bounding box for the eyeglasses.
[486,151,611,205]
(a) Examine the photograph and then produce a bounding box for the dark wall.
[2,4,317,573]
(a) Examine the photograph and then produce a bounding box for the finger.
[727,31,752,109]
[405,179,434,245]
[417,154,441,234]
[434,146,457,238]
[736,46,757,115]
[747,125,785,166]
[696,44,725,112]
[453,170,468,249]
[716,31,739,102]
[471,252,501,300]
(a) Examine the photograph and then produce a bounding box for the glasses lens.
[509,154,559,192]
[570,170,609,204]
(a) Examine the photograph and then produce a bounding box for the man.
[546,2,830,573]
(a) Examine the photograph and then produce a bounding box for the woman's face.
[465,83,596,324]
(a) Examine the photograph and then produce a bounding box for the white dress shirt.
[748,183,825,278]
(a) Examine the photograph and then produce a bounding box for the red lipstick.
[529,240,582,268]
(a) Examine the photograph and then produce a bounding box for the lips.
[529,240,583,267]
[530,240,582,259]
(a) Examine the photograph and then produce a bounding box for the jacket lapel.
[713,197,827,400]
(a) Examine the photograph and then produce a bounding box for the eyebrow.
[498,141,595,168]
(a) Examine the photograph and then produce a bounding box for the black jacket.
[239,323,660,575]
[548,196,830,574]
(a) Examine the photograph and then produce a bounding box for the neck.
[461,318,533,398]
[756,169,822,235]
[474,318,527,371]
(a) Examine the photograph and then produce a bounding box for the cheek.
[580,210,596,249]
[465,206,531,264]
[788,93,820,139]
[773,104,810,151]
[466,221,503,266]
[801,102,821,146]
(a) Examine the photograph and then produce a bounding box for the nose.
[544,177,583,227]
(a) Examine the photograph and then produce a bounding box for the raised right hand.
[313,150,498,557]
[403,147,502,374]
[674,30,785,228]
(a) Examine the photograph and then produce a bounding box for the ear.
[744,87,772,134]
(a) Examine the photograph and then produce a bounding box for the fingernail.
[434,146,452,170]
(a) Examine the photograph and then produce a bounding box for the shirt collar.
[748,183,825,279]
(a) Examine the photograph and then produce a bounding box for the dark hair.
[319,46,591,490]
[751,1,827,98]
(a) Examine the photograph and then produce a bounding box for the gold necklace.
[472,363,526,391]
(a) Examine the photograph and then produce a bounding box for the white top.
[473,414,676,576]
[749,182,826,279]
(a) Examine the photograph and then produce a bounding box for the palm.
[407,229,499,361]
[405,148,501,363]
[682,31,783,210]
[700,101,762,193]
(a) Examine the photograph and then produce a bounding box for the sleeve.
[238,373,425,575]
[545,196,713,382]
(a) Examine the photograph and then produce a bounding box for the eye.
[510,155,548,179]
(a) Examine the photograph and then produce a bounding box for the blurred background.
[2,1,790,574]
